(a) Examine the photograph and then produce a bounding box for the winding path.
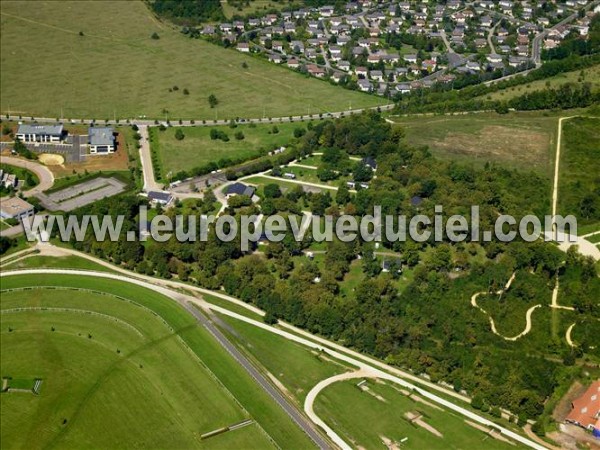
[470,272,542,341]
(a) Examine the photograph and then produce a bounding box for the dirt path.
[470,272,542,341]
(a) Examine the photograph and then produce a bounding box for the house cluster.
[16,123,117,154]
[198,0,592,96]
[0,168,21,190]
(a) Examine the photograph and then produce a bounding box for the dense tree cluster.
[150,0,223,24]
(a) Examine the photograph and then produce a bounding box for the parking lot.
[38,176,126,211]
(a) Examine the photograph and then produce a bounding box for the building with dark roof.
[147,191,173,206]
[225,182,255,198]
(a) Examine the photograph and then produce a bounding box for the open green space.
[217,313,350,404]
[484,64,600,102]
[243,175,325,195]
[315,379,519,449]
[558,116,600,230]
[1,255,114,272]
[0,273,316,449]
[0,1,385,120]
[395,111,558,176]
[152,122,299,174]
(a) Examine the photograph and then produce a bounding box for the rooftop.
[88,127,115,146]
[17,123,63,136]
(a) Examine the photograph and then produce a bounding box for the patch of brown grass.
[429,125,549,167]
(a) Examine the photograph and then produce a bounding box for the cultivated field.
[485,64,600,102]
[395,111,558,176]
[153,122,300,174]
[0,271,316,449]
[314,379,519,450]
[0,1,385,120]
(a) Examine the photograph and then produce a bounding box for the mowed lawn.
[485,64,600,102]
[154,122,300,173]
[395,111,558,176]
[315,380,519,450]
[0,273,315,449]
[558,117,600,231]
[0,1,385,120]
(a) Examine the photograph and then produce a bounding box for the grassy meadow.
[153,122,300,174]
[484,64,600,102]
[394,111,558,176]
[558,117,600,231]
[0,1,385,120]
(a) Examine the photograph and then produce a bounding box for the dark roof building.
[226,182,255,197]
[147,191,173,205]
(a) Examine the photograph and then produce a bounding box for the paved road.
[0,264,330,450]
[0,155,54,195]
[137,124,162,192]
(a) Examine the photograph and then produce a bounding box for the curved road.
[0,155,55,196]
[0,255,548,450]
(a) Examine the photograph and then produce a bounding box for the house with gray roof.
[88,127,116,154]
[16,123,64,143]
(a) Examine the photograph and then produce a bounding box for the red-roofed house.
[566,380,600,438]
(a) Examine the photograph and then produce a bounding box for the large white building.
[16,124,64,143]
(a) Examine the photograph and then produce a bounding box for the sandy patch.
[405,412,443,437]
[380,436,400,450]
[38,153,64,165]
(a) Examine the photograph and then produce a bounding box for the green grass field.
[0,164,39,191]
[484,64,600,102]
[0,1,385,120]
[0,273,316,449]
[395,111,558,176]
[558,116,600,231]
[217,313,350,404]
[2,255,114,272]
[153,122,300,174]
[314,380,520,450]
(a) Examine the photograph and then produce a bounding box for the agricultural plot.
[396,111,558,176]
[314,379,519,450]
[0,273,315,449]
[0,1,385,120]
